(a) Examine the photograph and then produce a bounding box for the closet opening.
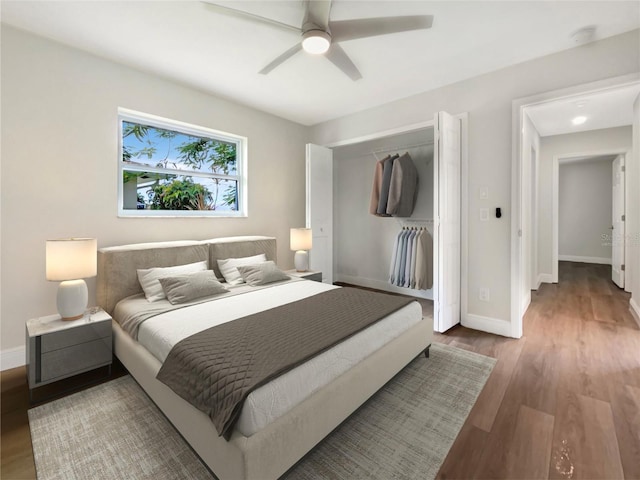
[331,127,436,304]
[306,111,465,333]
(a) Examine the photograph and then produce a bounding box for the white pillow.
[217,254,267,285]
[137,260,207,302]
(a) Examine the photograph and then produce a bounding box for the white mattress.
[136,280,422,436]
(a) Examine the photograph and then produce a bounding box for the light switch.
[480,208,489,221]
[479,187,488,200]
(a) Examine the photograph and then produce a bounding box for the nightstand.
[26,307,113,400]
[286,269,323,282]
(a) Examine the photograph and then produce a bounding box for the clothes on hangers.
[387,152,418,217]
[414,228,433,290]
[376,154,398,216]
[389,227,433,290]
[369,152,418,217]
[369,154,390,215]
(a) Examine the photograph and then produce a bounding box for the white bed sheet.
[136,280,423,436]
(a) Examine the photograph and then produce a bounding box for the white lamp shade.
[290,228,312,251]
[46,238,97,281]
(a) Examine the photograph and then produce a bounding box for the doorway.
[553,152,628,287]
[511,75,640,337]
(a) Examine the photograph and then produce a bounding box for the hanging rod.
[398,218,434,228]
[371,141,434,157]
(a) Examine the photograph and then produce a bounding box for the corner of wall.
[1,346,26,371]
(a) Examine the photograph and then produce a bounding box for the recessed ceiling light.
[572,116,587,125]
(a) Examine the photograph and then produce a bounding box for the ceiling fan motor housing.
[302,29,332,54]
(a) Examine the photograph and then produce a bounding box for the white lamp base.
[294,250,309,272]
[57,279,88,321]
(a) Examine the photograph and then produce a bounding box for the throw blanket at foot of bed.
[156,287,415,439]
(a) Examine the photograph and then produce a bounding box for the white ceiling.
[559,154,618,165]
[527,83,640,137]
[2,1,639,126]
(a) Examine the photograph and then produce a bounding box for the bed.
[97,236,433,480]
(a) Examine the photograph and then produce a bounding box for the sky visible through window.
[121,121,238,212]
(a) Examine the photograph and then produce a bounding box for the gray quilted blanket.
[156,287,415,439]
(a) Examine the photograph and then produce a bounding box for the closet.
[307,111,462,333]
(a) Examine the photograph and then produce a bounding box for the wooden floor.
[2,261,639,479]
[436,262,640,479]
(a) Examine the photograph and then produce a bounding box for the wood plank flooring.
[437,262,640,479]
[2,261,639,479]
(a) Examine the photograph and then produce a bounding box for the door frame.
[552,150,630,283]
[324,114,469,332]
[511,73,640,337]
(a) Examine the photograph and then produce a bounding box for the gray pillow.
[237,261,290,286]
[158,270,229,305]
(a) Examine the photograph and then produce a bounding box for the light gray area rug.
[29,343,495,480]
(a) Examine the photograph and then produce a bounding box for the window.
[118,109,247,217]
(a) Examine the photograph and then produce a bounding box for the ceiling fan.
[202,0,433,81]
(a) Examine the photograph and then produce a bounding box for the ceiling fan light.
[302,30,331,54]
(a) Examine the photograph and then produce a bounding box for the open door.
[612,154,625,288]
[433,111,461,332]
[306,144,333,284]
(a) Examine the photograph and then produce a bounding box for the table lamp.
[46,238,97,320]
[290,228,312,272]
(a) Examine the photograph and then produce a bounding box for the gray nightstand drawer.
[41,321,111,353]
[40,337,112,382]
[302,272,323,282]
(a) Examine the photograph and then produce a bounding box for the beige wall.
[558,159,613,261]
[311,29,640,327]
[538,127,632,277]
[0,26,309,356]
[631,95,640,314]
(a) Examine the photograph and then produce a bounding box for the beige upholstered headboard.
[96,236,277,315]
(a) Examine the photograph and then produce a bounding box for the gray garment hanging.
[376,154,398,215]
[386,152,419,217]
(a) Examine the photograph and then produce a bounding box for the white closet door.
[306,143,333,284]
[612,155,625,288]
[434,111,461,332]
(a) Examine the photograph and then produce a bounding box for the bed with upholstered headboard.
[97,236,432,480]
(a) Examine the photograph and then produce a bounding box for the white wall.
[332,129,434,298]
[630,95,640,317]
[312,30,640,327]
[521,113,541,300]
[0,26,309,364]
[558,160,613,262]
[537,127,632,277]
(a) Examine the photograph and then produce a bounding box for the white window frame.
[117,108,248,217]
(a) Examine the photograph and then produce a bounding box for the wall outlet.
[479,288,490,302]
[480,208,489,221]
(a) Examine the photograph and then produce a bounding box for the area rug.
[29,343,495,480]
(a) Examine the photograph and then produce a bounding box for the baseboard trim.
[335,274,433,300]
[558,255,612,265]
[520,291,531,317]
[1,346,26,371]
[462,313,513,338]
[537,273,554,288]
[630,298,640,328]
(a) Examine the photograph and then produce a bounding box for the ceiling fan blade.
[325,43,362,81]
[259,43,303,75]
[330,15,433,42]
[304,0,332,30]
[201,1,301,34]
